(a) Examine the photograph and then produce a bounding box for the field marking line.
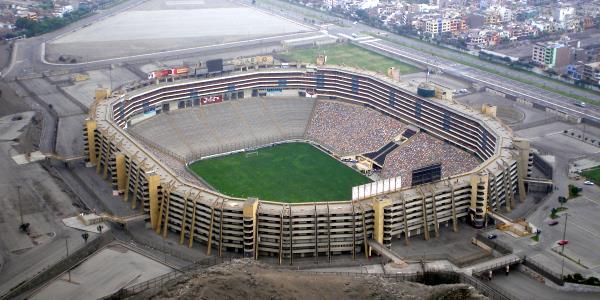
[567,218,600,240]
[582,196,600,205]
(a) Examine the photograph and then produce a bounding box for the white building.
[552,6,575,24]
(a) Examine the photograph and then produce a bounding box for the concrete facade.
[84,64,530,263]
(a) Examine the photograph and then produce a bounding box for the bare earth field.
[46,0,313,62]
[141,260,485,300]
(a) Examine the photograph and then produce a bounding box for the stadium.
[84,63,532,263]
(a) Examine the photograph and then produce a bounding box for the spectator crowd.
[305,100,407,156]
[382,132,480,186]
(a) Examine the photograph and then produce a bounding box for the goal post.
[245,151,259,158]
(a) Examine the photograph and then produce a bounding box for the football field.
[188,142,371,202]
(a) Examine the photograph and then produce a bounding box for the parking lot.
[46,0,314,61]
[30,243,174,299]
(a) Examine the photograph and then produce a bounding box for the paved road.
[487,268,599,300]
[255,0,600,124]
[350,37,600,123]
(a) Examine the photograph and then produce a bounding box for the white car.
[584,181,594,185]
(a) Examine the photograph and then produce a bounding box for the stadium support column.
[155,182,171,233]
[219,200,224,257]
[503,160,516,210]
[372,197,392,254]
[400,194,410,245]
[470,173,489,227]
[131,158,147,210]
[189,198,199,249]
[242,198,259,260]
[513,140,530,203]
[148,175,162,231]
[85,120,97,165]
[490,172,499,212]
[288,205,293,265]
[418,187,430,241]
[255,203,260,260]
[429,185,440,238]
[313,204,318,261]
[123,155,135,203]
[115,153,126,193]
[96,130,107,174]
[326,203,331,262]
[161,191,172,238]
[449,183,458,232]
[351,202,356,260]
[204,200,214,253]
[179,192,192,245]
[500,162,512,212]
[360,204,368,259]
[102,133,116,180]
[278,207,284,265]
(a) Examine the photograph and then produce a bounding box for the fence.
[471,256,522,276]
[522,257,564,286]
[475,232,513,255]
[298,270,516,300]
[1,233,115,300]
[127,130,186,162]
[104,256,516,300]
[103,255,242,299]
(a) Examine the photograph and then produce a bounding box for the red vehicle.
[171,67,189,75]
[148,67,190,79]
[558,240,569,246]
[148,69,170,79]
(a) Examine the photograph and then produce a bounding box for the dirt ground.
[142,260,486,300]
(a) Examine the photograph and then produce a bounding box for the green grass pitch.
[279,43,420,75]
[188,142,372,203]
[582,167,600,186]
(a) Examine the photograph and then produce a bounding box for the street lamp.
[560,212,568,279]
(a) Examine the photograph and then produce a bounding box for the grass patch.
[582,167,600,186]
[550,207,568,219]
[531,235,539,242]
[188,142,371,203]
[279,43,420,75]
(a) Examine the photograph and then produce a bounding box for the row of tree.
[7,6,93,39]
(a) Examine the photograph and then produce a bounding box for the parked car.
[548,220,559,226]
[584,181,594,185]
[558,240,569,246]
[487,234,497,239]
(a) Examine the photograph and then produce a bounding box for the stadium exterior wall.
[84,64,530,262]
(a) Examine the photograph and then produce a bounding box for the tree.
[558,196,567,207]
[568,184,581,198]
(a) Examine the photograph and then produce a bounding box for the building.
[552,6,575,24]
[527,0,554,5]
[583,62,600,85]
[532,41,570,69]
[425,18,452,37]
[84,64,532,262]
